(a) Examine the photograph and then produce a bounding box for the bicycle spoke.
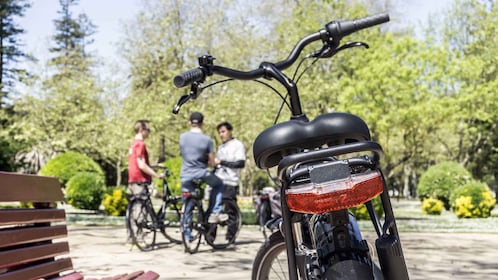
[205,199,241,249]
[161,200,183,244]
[271,254,288,279]
[252,232,291,280]
[182,198,203,254]
[128,199,156,251]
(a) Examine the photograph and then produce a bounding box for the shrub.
[39,151,104,187]
[161,157,182,194]
[350,196,383,220]
[103,187,128,216]
[452,181,496,218]
[66,172,106,210]
[417,161,472,210]
[421,197,444,215]
[251,171,272,192]
[19,202,33,208]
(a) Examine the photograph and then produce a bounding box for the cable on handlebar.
[173,13,390,118]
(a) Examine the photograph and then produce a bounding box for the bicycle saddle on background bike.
[253,112,371,168]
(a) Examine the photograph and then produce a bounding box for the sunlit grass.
[8,196,496,232]
[358,199,498,233]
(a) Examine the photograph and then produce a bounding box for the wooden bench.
[0,171,159,280]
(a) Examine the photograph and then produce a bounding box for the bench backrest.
[0,171,74,280]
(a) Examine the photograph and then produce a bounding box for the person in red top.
[126,120,163,243]
[128,119,163,193]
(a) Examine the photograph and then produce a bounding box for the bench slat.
[0,225,68,248]
[0,257,73,280]
[135,271,160,280]
[0,172,63,202]
[0,208,66,226]
[54,271,85,280]
[0,242,70,269]
[99,273,130,280]
[119,271,145,280]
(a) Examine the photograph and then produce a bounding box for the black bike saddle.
[253,112,371,169]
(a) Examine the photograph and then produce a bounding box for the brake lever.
[172,82,202,114]
[172,94,190,114]
[310,41,369,58]
[338,41,369,51]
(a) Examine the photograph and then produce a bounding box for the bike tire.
[161,200,182,244]
[251,231,289,280]
[128,199,156,251]
[182,198,203,254]
[205,198,242,249]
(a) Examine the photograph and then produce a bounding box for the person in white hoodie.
[214,121,246,200]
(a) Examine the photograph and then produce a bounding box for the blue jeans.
[181,171,224,239]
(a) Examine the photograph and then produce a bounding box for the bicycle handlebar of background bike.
[173,13,389,88]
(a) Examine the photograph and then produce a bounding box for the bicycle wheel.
[128,199,156,251]
[182,198,203,254]
[161,200,182,244]
[206,199,242,249]
[252,231,289,280]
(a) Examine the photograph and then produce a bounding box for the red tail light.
[182,192,192,198]
[285,170,383,214]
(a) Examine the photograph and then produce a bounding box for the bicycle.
[126,168,183,251]
[181,179,242,254]
[253,186,281,240]
[172,12,409,280]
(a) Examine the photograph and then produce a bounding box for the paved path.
[67,225,498,279]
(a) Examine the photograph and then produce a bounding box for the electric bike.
[172,12,409,280]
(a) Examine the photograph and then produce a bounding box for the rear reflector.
[285,170,383,214]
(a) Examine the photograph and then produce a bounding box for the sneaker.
[208,213,229,223]
[184,233,194,242]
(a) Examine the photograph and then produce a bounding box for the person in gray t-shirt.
[179,112,227,241]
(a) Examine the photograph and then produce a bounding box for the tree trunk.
[158,136,166,163]
[115,159,122,187]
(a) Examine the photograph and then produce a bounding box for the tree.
[0,0,30,171]
[11,0,104,174]
[433,0,498,195]
[0,0,30,107]
[49,0,96,78]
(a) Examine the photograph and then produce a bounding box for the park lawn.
[9,196,497,233]
[357,199,498,234]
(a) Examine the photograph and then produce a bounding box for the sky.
[17,0,453,75]
[18,0,141,65]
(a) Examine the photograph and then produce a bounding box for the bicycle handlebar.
[173,68,206,88]
[173,13,389,89]
[326,13,389,42]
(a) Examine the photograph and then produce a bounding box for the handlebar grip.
[173,67,206,88]
[326,13,390,39]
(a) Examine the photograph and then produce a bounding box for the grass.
[5,197,498,233]
[357,199,498,234]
